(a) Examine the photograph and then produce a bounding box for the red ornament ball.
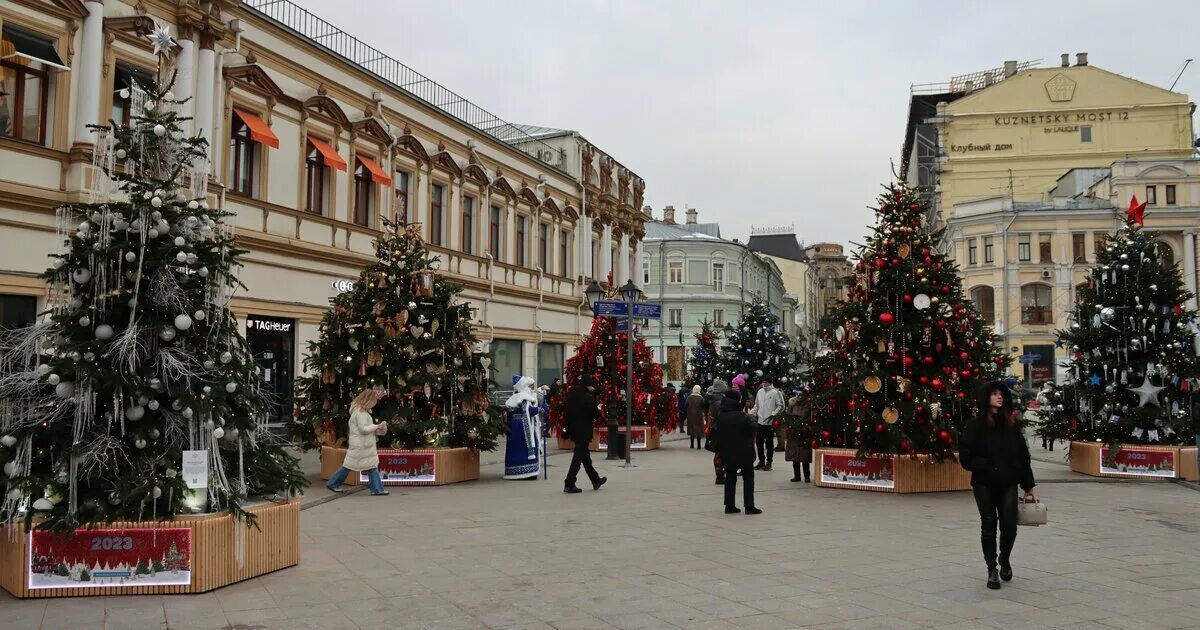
[821,430,831,441]
[939,430,951,442]
[879,312,895,326]
[903,294,913,303]
[902,356,914,368]
[961,369,972,378]
[923,355,934,365]
[930,378,945,391]
[960,351,969,360]
[940,285,951,294]
[874,258,886,268]
[875,423,885,433]
[900,439,911,451]
[918,376,930,385]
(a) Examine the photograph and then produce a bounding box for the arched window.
[1021,284,1053,325]
[969,286,995,323]
[1159,242,1176,270]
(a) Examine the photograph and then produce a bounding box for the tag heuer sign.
[246,315,293,333]
[332,279,355,293]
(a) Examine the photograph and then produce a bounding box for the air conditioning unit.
[1041,269,1053,280]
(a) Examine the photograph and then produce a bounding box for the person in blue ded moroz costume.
[504,375,543,480]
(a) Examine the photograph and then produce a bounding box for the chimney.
[685,208,698,225]
[1076,52,1088,66]
[1003,60,1018,78]
[1060,53,1070,68]
[662,205,676,225]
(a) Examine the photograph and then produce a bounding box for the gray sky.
[295,0,1199,249]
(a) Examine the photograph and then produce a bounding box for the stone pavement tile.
[773,603,878,626]
[215,584,277,612]
[1086,594,1184,616]
[39,597,102,628]
[810,618,927,630]
[222,607,287,626]
[973,607,1088,629]
[672,620,743,630]
[258,610,359,630]
[741,595,810,615]
[729,613,806,629]
[549,617,620,630]
[932,622,996,630]
[103,606,167,630]
[889,608,969,627]
[1043,603,1114,622]
[601,612,682,629]
[1094,607,1200,630]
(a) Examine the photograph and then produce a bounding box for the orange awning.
[233,109,280,149]
[357,156,392,186]
[308,137,347,171]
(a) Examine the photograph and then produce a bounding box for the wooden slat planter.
[0,500,299,598]
[319,446,480,486]
[1070,441,1199,481]
[813,448,971,494]
[555,426,662,452]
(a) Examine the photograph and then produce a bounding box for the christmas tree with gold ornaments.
[791,184,1009,460]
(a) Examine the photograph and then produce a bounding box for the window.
[1038,233,1052,263]
[515,215,527,266]
[1072,233,1086,263]
[1018,234,1031,262]
[1020,284,1053,325]
[488,205,502,259]
[538,222,549,270]
[712,309,724,327]
[394,170,410,224]
[1166,185,1176,206]
[984,237,995,263]
[112,62,155,126]
[353,159,377,227]
[1,26,62,144]
[668,260,683,283]
[712,262,725,292]
[0,295,37,329]
[304,140,331,215]
[488,339,523,391]
[668,308,682,328]
[1146,185,1157,205]
[968,239,978,265]
[429,183,444,245]
[559,229,569,276]
[461,195,475,254]
[228,113,260,196]
[536,343,564,392]
[1160,244,1176,270]
[642,256,650,284]
[969,286,995,323]
[1080,126,1092,142]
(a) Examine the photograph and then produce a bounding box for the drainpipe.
[1000,207,1022,358]
[576,137,587,336]
[483,253,495,343]
[534,266,545,344]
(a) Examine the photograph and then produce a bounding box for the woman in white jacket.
[326,389,389,495]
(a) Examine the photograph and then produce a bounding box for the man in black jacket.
[715,390,761,515]
[563,375,607,493]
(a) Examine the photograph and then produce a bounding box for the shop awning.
[1,26,70,71]
[233,109,279,149]
[357,155,392,186]
[307,137,347,171]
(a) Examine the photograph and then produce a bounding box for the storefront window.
[488,339,523,395]
[245,315,295,432]
[1023,343,1055,388]
[0,295,36,329]
[536,343,564,391]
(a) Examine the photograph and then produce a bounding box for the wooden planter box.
[555,426,661,452]
[1069,441,1199,481]
[320,446,480,486]
[813,448,972,493]
[0,500,299,598]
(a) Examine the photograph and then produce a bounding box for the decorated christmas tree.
[548,315,675,436]
[1031,381,1082,445]
[721,300,797,385]
[688,318,722,384]
[1037,198,1198,446]
[291,220,502,451]
[797,184,1008,459]
[0,74,303,532]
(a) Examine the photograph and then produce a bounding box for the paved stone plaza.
[4,436,1200,629]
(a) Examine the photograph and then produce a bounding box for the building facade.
[745,226,819,350]
[641,211,788,384]
[802,242,854,335]
[0,0,646,426]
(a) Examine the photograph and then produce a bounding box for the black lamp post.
[585,281,621,459]
[618,279,643,466]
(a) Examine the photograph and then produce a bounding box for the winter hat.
[692,385,702,395]
[723,389,741,401]
[731,374,747,388]
[1003,376,1018,388]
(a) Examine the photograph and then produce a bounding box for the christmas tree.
[1031,381,1082,445]
[1039,198,1198,446]
[798,184,1008,459]
[0,75,304,532]
[688,318,722,384]
[548,315,675,436]
[721,300,797,385]
[291,220,502,451]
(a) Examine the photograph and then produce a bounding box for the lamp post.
[584,281,621,460]
[618,279,643,467]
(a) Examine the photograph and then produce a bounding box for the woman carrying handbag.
[959,381,1037,590]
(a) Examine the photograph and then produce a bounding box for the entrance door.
[667,346,685,382]
[245,316,295,433]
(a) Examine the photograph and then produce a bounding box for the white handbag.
[1017,497,1047,527]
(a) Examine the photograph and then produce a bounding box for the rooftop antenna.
[1169,59,1192,91]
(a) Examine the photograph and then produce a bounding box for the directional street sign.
[592,300,629,317]
[632,303,662,320]
[1017,354,1041,365]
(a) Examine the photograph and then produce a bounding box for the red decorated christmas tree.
[548,316,675,436]
[793,183,1008,460]
[688,318,722,384]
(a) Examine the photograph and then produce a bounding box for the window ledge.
[0,137,68,162]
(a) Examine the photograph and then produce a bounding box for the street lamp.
[585,280,622,460]
[584,280,605,313]
[619,279,641,466]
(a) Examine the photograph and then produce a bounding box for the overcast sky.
[295,0,1199,249]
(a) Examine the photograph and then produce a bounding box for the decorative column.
[174,27,196,136]
[618,231,630,285]
[194,31,218,155]
[602,223,614,282]
[1185,230,1197,310]
[632,238,644,289]
[73,0,105,146]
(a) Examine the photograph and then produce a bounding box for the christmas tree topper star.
[1130,377,1164,407]
[1126,194,1147,226]
[148,23,176,58]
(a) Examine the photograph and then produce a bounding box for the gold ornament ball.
[467,428,480,439]
[931,296,940,304]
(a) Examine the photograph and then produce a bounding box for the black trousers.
[973,484,1018,569]
[793,461,810,481]
[755,425,774,464]
[565,441,600,487]
[724,463,755,508]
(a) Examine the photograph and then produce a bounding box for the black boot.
[999,557,1013,582]
[987,568,1001,590]
[564,486,582,494]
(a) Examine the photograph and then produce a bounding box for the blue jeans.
[327,467,385,494]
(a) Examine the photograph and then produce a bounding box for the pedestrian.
[730,373,748,406]
[750,378,785,471]
[785,388,812,482]
[1036,381,1054,451]
[562,374,607,494]
[503,375,543,480]
[959,380,1038,590]
[326,388,389,496]
[715,389,761,515]
[676,382,690,432]
[705,379,729,484]
[685,384,707,449]
[547,377,561,402]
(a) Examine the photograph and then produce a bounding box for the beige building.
[802,242,854,336]
[0,0,647,425]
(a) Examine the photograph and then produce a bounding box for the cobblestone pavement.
[4,436,1200,629]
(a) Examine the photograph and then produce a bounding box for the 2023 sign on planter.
[28,528,192,590]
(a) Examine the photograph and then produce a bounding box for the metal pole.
[625,294,634,467]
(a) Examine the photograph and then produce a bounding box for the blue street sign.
[592,300,629,317]
[1017,354,1041,365]
[613,318,631,332]
[632,303,662,319]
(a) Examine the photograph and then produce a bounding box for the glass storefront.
[536,342,564,390]
[0,295,36,329]
[489,339,524,395]
[1023,343,1055,388]
[245,315,295,432]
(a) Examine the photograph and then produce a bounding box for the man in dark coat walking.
[715,390,761,514]
[563,375,607,493]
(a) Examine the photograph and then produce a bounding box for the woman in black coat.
[959,381,1037,590]
[714,390,761,515]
